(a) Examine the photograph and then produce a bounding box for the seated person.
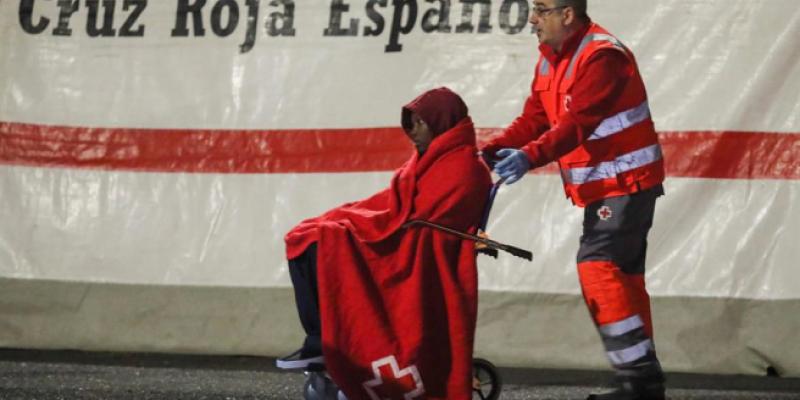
[279,87,492,399]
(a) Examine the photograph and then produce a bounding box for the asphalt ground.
[1,349,799,400]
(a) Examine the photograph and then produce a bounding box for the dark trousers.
[288,242,322,353]
[577,184,665,382]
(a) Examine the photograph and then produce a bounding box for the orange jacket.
[484,22,665,206]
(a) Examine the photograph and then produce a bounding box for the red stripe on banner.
[1,122,798,179]
[658,131,799,180]
[0,122,413,173]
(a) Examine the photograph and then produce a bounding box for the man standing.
[480,1,666,399]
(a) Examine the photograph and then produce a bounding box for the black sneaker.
[276,347,324,370]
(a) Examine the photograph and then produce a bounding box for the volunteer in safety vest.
[480,1,666,399]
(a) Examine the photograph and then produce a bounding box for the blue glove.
[494,148,531,185]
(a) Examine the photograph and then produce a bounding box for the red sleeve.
[521,50,633,168]
[481,92,549,158]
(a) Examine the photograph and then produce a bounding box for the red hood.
[402,87,469,137]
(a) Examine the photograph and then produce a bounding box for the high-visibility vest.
[535,23,665,207]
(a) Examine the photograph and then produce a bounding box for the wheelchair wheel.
[472,358,502,400]
[303,370,343,400]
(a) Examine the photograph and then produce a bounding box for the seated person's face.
[405,113,434,154]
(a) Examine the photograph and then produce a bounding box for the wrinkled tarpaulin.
[1,0,798,376]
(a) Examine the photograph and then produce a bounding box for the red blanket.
[285,117,492,399]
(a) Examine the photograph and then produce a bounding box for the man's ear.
[562,7,575,26]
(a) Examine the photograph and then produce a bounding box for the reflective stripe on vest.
[540,59,551,76]
[589,101,651,141]
[566,33,625,79]
[562,144,662,185]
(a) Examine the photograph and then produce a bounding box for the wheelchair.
[300,358,501,400]
[298,179,525,400]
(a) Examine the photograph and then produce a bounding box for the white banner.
[1,0,800,375]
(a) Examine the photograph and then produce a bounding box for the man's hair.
[556,0,588,17]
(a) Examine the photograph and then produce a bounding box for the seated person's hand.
[475,230,499,258]
[480,150,500,169]
[474,230,490,250]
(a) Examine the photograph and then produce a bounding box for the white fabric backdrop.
[1,1,799,373]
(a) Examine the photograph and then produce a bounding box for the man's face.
[529,0,569,51]
[406,113,434,154]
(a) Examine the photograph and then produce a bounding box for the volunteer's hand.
[494,148,531,185]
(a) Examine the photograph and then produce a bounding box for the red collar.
[539,20,593,64]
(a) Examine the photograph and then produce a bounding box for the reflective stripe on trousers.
[599,314,656,367]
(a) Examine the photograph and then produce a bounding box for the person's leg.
[577,186,665,399]
[277,243,324,369]
[289,242,322,353]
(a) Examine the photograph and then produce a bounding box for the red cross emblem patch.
[362,355,425,400]
[597,205,613,221]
